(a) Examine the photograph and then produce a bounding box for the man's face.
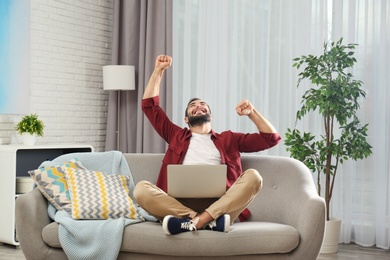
[185,99,212,127]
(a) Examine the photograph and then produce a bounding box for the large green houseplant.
[285,38,372,222]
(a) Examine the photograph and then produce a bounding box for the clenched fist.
[156,55,172,70]
[236,100,254,116]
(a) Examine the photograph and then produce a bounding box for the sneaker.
[162,215,198,235]
[206,214,230,232]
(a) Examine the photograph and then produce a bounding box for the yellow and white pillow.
[65,167,140,220]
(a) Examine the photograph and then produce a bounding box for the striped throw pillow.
[65,167,141,220]
[28,159,86,213]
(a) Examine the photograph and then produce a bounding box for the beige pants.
[133,169,262,222]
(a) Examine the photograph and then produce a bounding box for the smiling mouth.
[193,109,206,116]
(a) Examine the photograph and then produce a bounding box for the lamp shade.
[103,65,135,91]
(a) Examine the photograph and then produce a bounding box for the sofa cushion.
[121,222,299,256]
[65,167,140,220]
[42,221,299,256]
[28,159,86,213]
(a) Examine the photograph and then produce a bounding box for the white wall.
[0,0,114,152]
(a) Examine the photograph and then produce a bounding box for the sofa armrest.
[15,188,66,260]
[242,155,325,259]
[294,195,325,258]
[247,193,325,258]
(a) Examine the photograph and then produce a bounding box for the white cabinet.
[0,144,93,245]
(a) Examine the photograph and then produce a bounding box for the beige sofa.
[16,153,325,259]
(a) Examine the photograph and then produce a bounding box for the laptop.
[167,164,227,198]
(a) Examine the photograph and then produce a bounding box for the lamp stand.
[116,90,121,150]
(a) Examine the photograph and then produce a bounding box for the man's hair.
[184,98,212,117]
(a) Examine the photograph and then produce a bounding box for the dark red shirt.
[142,96,281,221]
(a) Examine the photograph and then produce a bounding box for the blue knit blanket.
[41,151,156,260]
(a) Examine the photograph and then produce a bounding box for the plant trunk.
[325,157,331,221]
[324,109,333,221]
[317,170,321,197]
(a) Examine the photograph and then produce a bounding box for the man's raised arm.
[143,55,172,99]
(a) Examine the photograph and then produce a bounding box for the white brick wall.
[0,0,114,151]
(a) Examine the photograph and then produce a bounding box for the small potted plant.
[15,114,44,145]
[284,38,372,253]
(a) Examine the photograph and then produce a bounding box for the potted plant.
[15,114,44,145]
[284,38,372,253]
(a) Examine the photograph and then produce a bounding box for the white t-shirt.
[182,132,222,165]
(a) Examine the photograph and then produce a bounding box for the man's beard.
[187,114,211,127]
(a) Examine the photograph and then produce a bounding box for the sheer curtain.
[172,0,390,249]
[172,0,330,153]
[331,0,390,249]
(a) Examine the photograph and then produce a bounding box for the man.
[134,55,281,235]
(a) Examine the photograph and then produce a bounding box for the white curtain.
[172,0,390,249]
[330,0,390,249]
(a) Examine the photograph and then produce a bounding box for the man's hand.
[156,55,172,70]
[236,99,278,133]
[236,100,254,116]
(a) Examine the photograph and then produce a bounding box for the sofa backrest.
[123,153,318,223]
[124,153,164,184]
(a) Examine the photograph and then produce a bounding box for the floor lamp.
[103,65,135,150]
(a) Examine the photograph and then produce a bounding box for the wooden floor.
[0,242,389,259]
[318,243,390,260]
[0,243,25,260]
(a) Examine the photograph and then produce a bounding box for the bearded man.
[134,55,281,235]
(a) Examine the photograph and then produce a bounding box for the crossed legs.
[133,168,262,229]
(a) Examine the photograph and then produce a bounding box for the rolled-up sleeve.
[260,132,282,147]
[231,131,281,152]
